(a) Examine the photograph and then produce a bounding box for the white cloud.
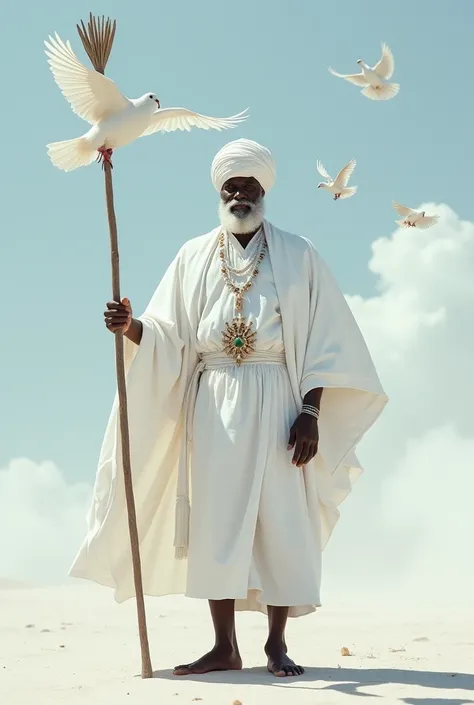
[324,203,474,607]
[2,203,473,607]
[0,458,90,585]
[379,425,474,604]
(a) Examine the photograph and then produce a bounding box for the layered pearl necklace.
[223,227,265,276]
[219,229,267,364]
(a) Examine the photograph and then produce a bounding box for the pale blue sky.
[1,0,472,483]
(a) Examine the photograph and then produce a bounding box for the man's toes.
[282,664,304,676]
[269,665,286,677]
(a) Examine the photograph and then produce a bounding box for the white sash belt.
[173,350,287,559]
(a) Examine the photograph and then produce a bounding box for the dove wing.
[373,43,395,80]
[392,201,415,217]
[44,32,130,124]
[140,107,248,137]
[334,159,356,188]
[316,160,332,181]
[328,67,368,86]
[416,214,440,229]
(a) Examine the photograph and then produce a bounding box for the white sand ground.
[1,583,473,705]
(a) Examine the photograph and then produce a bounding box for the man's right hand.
[104,298,133,333]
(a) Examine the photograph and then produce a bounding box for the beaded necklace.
[218,230,267,365]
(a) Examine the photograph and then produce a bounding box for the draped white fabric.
[70,221,388,616]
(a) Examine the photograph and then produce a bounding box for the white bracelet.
[302,404,320,418]
[302,409,319,418]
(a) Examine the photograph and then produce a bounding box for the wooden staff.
[76,13,153,679]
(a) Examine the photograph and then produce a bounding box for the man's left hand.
[287,413,319,467]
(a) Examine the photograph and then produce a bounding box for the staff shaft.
[104,160,153,679]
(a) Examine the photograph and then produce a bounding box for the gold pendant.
[221,315,257,365]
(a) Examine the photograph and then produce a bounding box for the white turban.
[210,138,276,193]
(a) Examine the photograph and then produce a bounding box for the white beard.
[218,197,265,235]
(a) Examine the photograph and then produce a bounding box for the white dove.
[329,43,399,101]
[44,33,248,171]
[392,202,439,229]
[316,159,357,200]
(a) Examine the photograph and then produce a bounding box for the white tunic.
[69,222,388,618]
[187,233,321,616]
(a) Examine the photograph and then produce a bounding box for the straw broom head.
[77,13,116,75]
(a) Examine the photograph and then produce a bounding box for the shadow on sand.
[152,665,474,701]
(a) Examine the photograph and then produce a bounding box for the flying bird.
[329,43,399,101]
[44,33,248,171]
[316,159,357,200]
[392,202,439,229]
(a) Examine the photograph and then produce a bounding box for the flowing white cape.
[70,221,388,602]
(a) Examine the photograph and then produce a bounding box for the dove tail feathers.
[361,82,400,101]
[46,137,96,172]
[339,186,358,200]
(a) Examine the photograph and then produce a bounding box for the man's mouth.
[230,203,251,213]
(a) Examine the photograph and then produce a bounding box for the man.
[70,139,387,677]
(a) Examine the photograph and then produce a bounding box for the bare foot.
[265,641,304,677]
[173,644,242,676]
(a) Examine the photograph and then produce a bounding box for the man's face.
[218,176,265,234]
[220,177,264,216]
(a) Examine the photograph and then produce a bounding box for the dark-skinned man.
[70,138,387,677]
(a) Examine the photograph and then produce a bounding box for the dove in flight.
[316,159,357,200]
[44,33,248,171]
[329,43,399,101]
[392,202,440,229]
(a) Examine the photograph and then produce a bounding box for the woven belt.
[199,349,286,369]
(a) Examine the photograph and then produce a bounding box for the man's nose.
[234,191,246,200]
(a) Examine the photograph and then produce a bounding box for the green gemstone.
[234,337,244,348]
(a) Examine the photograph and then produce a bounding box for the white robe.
[188,231,319,616]
[70,220,388,618]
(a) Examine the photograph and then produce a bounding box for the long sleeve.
[300,244,383,400]
[286,236,388,550]
[70,247,199,601]
[124,250,199,427]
